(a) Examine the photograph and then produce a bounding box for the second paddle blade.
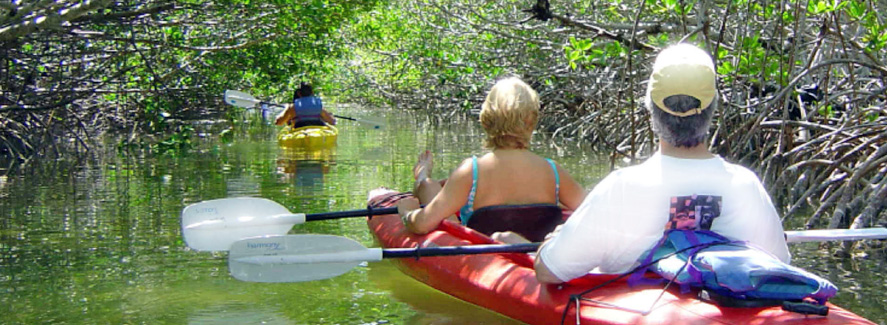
[228,234,381,283]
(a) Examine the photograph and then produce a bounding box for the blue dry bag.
[630,230,837,306]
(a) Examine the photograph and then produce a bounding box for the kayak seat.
[465,204,564,242]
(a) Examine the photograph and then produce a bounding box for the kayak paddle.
[224,89,284,110]
[228,234,540,282]
[182,195,887,252]
[181,197,399,252]
[331,114,385,129]
[785,227,887,243]
[223,90,386,129]
[227,227,887,283]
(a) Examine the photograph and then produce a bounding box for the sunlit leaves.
[844,0,868,20]
[649,0,693,15]
[862,29,887,52]
[211,0,380,99]
[565,37,593,70]
[162,27,183,43]
[604,4,627,21]
[718,36,788,86]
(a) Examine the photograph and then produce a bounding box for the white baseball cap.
[648,44,717,117]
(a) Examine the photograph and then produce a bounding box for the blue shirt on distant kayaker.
[535,44,791,284]
[274,82,336,128]
[395,77,586,243]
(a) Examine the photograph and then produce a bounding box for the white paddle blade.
[333,115,386,129]
[181,197,304,252]
[228,235,383,283]
[786,228,887,243]
[224,90,261,108]
[354,116,385,130]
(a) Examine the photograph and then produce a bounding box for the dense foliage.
[0,0,377,161]
[1,0,886,250]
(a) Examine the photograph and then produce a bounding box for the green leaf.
[568,50,582,62]
[568,36,580,49]
[717,61,735,75]
[663,0,678,11]
[845,1,866,19]
[819,105,834,118]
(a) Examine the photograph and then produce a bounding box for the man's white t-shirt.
[538,151,791,282]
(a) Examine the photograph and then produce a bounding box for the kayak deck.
[277,125,337,149]
[366,190,874,325]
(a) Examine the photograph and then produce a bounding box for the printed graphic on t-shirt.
[666,195,722,230]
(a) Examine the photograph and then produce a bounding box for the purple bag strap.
[627,235,669,287]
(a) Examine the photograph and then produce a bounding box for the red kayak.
[366,189,874,324]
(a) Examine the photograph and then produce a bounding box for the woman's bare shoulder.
[446,157,476,181]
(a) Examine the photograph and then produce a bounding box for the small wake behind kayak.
[366,189,874,325]
[277,125,337,149]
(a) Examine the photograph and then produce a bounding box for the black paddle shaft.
[261,101,286,108]
[333,115,356,121]
[382,243,541,259]
[304,205,426,222]
[305,207,400,221]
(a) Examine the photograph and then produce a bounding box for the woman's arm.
[274,104,295,126]
[554,163,586,211]
[320,109,336,125]
[398,159,473,234]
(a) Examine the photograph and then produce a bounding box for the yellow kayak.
[277,125,338,149]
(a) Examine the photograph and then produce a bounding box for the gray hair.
[644,93,718,148]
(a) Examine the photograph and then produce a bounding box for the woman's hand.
[396,197,421,229]
[491,231,531,244]
[396,197,421,215]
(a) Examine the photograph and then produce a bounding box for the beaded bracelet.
[402,209,419,226]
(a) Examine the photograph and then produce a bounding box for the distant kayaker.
[395,77,586,243]
[534,43,791,283]
[274,82,337,128]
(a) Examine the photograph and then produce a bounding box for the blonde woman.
[396,77,585,243]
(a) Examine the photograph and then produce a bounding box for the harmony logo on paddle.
[247,241,285,251]
[192,207,218,215]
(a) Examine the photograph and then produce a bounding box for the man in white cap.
[534,43,790,283]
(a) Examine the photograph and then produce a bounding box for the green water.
[0,105,884,324]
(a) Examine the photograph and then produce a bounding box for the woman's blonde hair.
[479,77,540,149]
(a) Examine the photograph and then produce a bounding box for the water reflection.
[276,147,335,189]
[188,304,291,325]
[367,261,520,325]
[0,106,885,324]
